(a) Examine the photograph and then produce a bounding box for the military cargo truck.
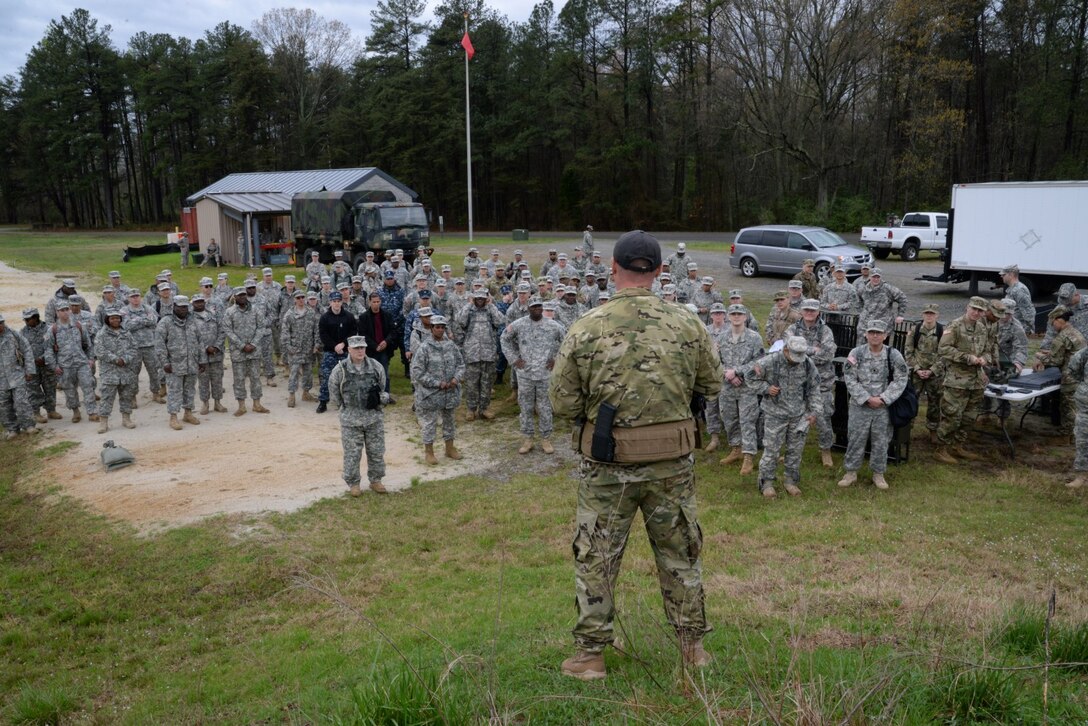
[292,189,430,268]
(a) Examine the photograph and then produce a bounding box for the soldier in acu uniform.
[455,290,505,420]
[906,303,944,439]
[223,287,269,416]
[282,290,320,407]
[1064,346,1088,489]
[155,296,206,431]
[51,300,98,423]
[191,295,228,414]
[856,268,907,338]
[1034,306,1088,445]
[1001,264,1036,334]
[934,297,993,463]
[820,264,859,317]
[94,309,138,433]
[788,299,838,467]
[412,315,465,464]
[122,289,164,403]
[20,308,60,422]
[839,320,909,490]
[717,304,764,473]
[0,313,39,439]
[550,230,721,680]
[501,299,565,454]
[329,335,389,496]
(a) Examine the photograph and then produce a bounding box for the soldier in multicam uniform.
[549,230,721,680]
[412,315,465,464]
[934,297,993,463]
[281,290,320,407]
[50,300,98,423]
[820,264,859,317]
[501,299,565,454]
[122,289,164,403]
[455,290,505,420]
[792,259,820,299]
[191,295,228,415]
[20,308,61,422]
[690,276,723,324]
[839,320,908,490]
[788,299,839,468]
[155,296,207,431]
[329,335,389,496]
[223,287,270,416]
[1064,346,1088,489]
[0,313,39,439]
[94,309,138,433]
[717,304,765,474]
[1034,306,1088,445]
[745,336,823,498]
[906,303,944,439]
[856,267,907,337]
[764,290,801,346]
[1000,265,1036,334]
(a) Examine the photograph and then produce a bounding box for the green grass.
[3,231,1088,722]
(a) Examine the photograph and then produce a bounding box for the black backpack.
[885,350,918,428]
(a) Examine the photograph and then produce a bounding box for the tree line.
[1,0,1087,232]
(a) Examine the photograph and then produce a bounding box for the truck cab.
[860,212,947,261]
[292,191,429,269]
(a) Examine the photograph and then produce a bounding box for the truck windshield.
[807,229,850,249]
[379,207,427,228]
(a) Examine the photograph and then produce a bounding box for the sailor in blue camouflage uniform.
[411,315,465,464]
[329,335,389,496]
[788,298,839,467]
[550,230,722,680]
[745,336,823,498]
[501,299,565,454]
[839,320,908,490]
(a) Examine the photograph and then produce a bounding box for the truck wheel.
[739,257,759,278]
[873,248,891,260]
[814,261,830,281]
[352,252,368,273]
[900,242,919,261]
[1019,275,1036,299]
[299,246,318,267]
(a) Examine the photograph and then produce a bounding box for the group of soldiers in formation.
[2,240,1087,493]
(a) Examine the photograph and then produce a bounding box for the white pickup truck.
[859,211,948,261]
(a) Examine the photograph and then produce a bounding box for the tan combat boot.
[704,434,720,453]
[541,438,555,454]
[561,650,606,681]
[33,412,47,424]
[266,377,277,388]
[252,399,270,413]
[158,383,167,399]
[838,471,857,488]
[233,400,247,417]
[47,410,62,420]
[518,437,534,455]
[199,400,209,415]
[213,400,227,413]
[301,390,316,402]
[424,444,438,465]
[465,410,477,422]
[873,472,889,490]
[182,409,201,425]
[287,393,296,408]
[761,483,777,498]
[71,408,81,423]
[88,413,100,422]
[821,449,834,468]
[97,417,109,434]
[480,408,496,420]
[369,481,388,494]
[934,446,958,464]
[445,440,463,460]
[739,454,754,475]
[122,413,135,429]
[1066,476,1086,489]
[783,480,802,496]
[719,446,742,465]
[349,484,361,497]
[681,639,713,668]
[169,414,182,431]
[952,445,980,461]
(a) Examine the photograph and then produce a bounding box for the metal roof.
[205,192,293,215]
[186,167,418,205]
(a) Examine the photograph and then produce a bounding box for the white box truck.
[922,181,1088,298]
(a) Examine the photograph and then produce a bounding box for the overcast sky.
[1,0,538,79]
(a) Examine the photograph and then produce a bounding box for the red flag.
[461,32,475,60]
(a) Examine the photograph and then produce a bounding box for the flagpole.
[463,13,474,243]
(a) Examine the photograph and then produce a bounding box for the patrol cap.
[472,290,488,299]
[55,300,70,311]
[786,336,808,359]
[468,246,478,253]
[454,278,466,285]
[347,335,366,348]
[311,250,320,257]
[262,267,273,275]
[158,283,171,292]
[727,304,747,315]
[217,272,228,279]
[22,308,39,319]
[1001,264,1019,275]
[320,275,331,283]
[418,306,433,316]
[108,271,120,278]
[528,299,544,308]
[366,251,375,257]
[661,260,671,267]
[68,295,83,305]
[542,300,559,311]
[102,285,114,293]
[860,262,872,270]
[292,290,305,298]
[284,275,296,283]
[245,279,258,288]
[557,253,568,260]
[773,290,787,300]
[421,258,432,266]
[419,289,432,298]
[1050,305,1071,321]
[788,280,803,289]
[554,285,566,295]
[127,289,141,298]
[414,273,427,282]
[384,270,395,278]
[800,298,821,311]
[701,276,715,285]
[333,250,344,258]
[613,230,662,273]
[336,281,351,290]
[441,264,452,272]
[162,269,173,276]
[677,242,687,251]
[662,284,677,295]
[430,315,448,326]
[233,286,247,295]
[306,291,319,300]
[660,273,672,281]
[329,291,343,302]
[598,292,611,301]
[922,303,939,314]
[351,275,362,283]
[559,271,571,279]
[514,249,523,256]
[708,302,726,314]
[491,248,500,255]
[516,282,531,293]
[687,262,699,270]
[563,286,577,296]
[199,277,213,286]
[0,313,5,323]
[870,267,884,277]
[1059,282,1078,300]
[1001,297,1016,311]
[190,294,205,303]
[989,299,1007,315]
[520,270,532,278]
[865,319,887,333]
[173,295,190,307]
[62,278,76,287]
[728,289,742,299]
[435,279,447,288]
[471,278,485,287]
[592,251,601,257]
[833,264,846,272]
[585,271,597,279]
[968,296,988,311]
[548,248,557,253]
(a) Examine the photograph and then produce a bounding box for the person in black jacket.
[358,292,396,396]
[317,292,357,413]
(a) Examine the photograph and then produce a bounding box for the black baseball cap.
[613,230,661,273]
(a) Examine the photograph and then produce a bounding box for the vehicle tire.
[1019,275,1036,299]
[873,248,891,260]
[352,252,368,273]
[299,245,318,267]
[814,261,830,282]
[739,257,759,278]
[900,242,919,261]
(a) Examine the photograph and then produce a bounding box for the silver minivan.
[729,225,872,279]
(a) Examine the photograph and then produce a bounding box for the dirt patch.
[0,261,495,533]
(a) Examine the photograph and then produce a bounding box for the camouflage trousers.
[758,413,806,487]
[517,378,553,437]
[572,463,707,652]
[937,386,983,445]
[271,321,281,361]
[912,373,943,431]
[198,360,225,402]
[719,391,759,454]
[417,406,456,444]
[342,419,386,486]
[318,352,346,402]
[844,403,892,473]
[287,353,314,394]
[61,364,96,411]
[27,364,57,413]
[704,395,721,434]
[231,358,263,401]
[1075,411,1088,472]
[463,361,496,412]
[98,380,137,418]
[260,335,276,379]
[813,387,835,450]
[1060,385,1077,437]
[133,345,161,394]
[0,384,35,432]
[165,372,197,414]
